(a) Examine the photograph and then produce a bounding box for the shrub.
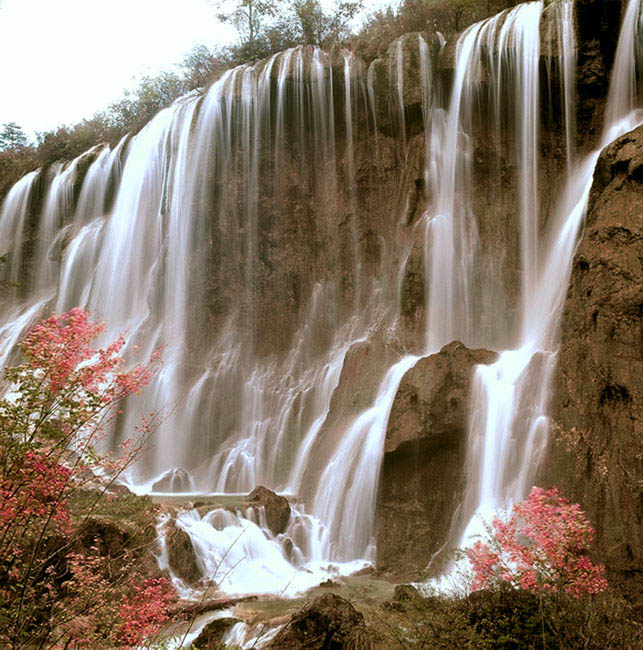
[0,307,174,648]
[467,486,608,598]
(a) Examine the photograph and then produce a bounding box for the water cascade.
[0,0,641,605]
[457,0,643,550]
[0,170,39,293]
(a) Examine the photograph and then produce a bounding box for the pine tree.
[0,122,28,150]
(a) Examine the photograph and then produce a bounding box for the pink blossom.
[467,487,608,598]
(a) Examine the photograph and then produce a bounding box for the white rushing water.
[456,0,643,554]
[0,0,641,606]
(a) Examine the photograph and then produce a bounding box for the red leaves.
[467,487,608,598]
[20,307,152,400]
[0,308,169,647]
[58,554,175,649]
[116,577,175,647]
[0,451,72,531]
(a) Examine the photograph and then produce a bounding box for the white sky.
[0,0,395,139]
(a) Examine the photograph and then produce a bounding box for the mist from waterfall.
[0,0,641,597]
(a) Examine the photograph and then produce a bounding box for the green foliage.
[369,586,643,649]
[214,0,280,60]
[213,0,364,61]
[289,0,363,48]
[105,70,189,135]
[181,44,231,89]
[352,0,514,61]
[0,123,28,151]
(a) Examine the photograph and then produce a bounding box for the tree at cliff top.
[0,123,28,151]
[213,0,280,60]
[284,0,364,49]
[212,0,364,61]
[0,308,175,648]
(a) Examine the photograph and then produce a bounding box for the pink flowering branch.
[467,487,608,599]
[0,308,173,649]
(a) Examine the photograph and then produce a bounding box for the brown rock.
[377,341,497,580]
[545,124,643,590]
[318,578,340,588]
[166,522,201,584]
[393,584,421,602]
[151,467,193,492]
[192,617,239,648]
[75,516,132,558]
[265,593,375,650]
[245,486,291,535]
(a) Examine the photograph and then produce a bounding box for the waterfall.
[0,170,38,293]
[1,0,641,598]
[312,355,419,560]
[457,0,643,550]
[605,0,643,129]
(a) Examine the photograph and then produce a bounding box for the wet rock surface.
[546,124,643,590]
[192,616,239,648]
[377,341,497,580]
[167,521,201,584]
[265,593,375,650]
[245,486,291,535]
[151,467,193,492]
[575,0,624,145]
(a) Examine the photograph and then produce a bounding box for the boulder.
[377,341,497,580]
[393,584,421,602]
[166,522,201,584]
[545,124,643,589]
[151,467,193,493]
[245,486,291,535]
[75,516,132,558]
[265,593,375,650]
[191,616,239,648]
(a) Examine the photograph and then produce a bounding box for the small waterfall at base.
[1,0,641,605]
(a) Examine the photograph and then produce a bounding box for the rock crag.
[377,341,497,580]
[545,124,643,592]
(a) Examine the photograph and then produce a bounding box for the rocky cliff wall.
[545,124,642,592]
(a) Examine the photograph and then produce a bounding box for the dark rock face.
[192,617,239,648]
[75,516,132,558]
[166,522,201,584]
[265,593,374,650]
[246,486,291,535]
[377,341,497,580]
[575,0,627,145]
[545,125,643,586]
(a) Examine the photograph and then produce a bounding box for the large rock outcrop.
[265,593,374,650]
[545,125,643,588]
[377,341,497,580]
[166,522,201,585]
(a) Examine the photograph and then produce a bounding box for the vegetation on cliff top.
[0,0,515,198]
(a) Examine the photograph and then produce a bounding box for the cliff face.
[575,0,625,145]
[377,0,642,583]
[545,124,643,585]
[378,342,497,580]
[1,0,640,588]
